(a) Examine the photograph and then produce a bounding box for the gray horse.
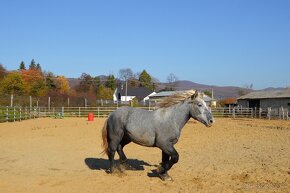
[102,90,214,180]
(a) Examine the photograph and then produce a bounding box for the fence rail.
[0,106,289,123]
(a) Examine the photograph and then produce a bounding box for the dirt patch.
[0,118,289,193]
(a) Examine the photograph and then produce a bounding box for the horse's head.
[188,91,214,127]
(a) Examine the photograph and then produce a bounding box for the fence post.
[267,107,271,120]
[6,106,9,122]
[281,107,285,120]
[251,108,254,118]
[20,107,22,121]
[13,106,16,122]
[62,107,64,118]
[98,107,100,118]
[24,107,26,120]
[259,108,262,119]
[78,107,81,117]
[232,107,235,119]
[26,107,28,120]
[37,107,40,118]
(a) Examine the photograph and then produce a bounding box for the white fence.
[0,106,289,123]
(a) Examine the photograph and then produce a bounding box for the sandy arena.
[0,117,289,193]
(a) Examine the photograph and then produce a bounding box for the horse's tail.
[101,118,109,156]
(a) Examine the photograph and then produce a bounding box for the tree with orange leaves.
[55,76,70,95]
[21,68,47,96]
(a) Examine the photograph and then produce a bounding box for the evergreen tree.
[93,76,101,90]
[0,64,7,79]
[29,59,36,69]
[36,63,42,71]
[139,70,153,90]
[45,71,56,90]
[19,61,26,70]
[106,75,116,90]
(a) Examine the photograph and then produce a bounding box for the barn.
[113,86,156,104]
[237,88,290,110]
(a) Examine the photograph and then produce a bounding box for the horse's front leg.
[158,147,179,181]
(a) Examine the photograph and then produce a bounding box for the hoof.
[156,165,164,173]
[159,173,173,181]
[106,166,121,174]
[106,168,113,174]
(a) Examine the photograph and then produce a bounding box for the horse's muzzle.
[206,119,214,127]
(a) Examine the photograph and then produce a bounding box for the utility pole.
[125,80,128,102]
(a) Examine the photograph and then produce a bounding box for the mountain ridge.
[67,77,284,99]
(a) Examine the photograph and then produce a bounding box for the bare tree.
[237,83,253,96]
[118,68,134,102]
[166,73,179,91]
[118,68,133,81]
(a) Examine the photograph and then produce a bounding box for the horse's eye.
[198,103,202,107]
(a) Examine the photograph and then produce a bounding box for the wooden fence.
[0,106,289,123]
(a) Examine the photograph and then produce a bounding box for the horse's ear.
[191,90,199,100]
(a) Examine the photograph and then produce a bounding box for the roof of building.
[116,86,154,101]
[238,89,290,99]
[149,90,214,102]
[150,90,184,98]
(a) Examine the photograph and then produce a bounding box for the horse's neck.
[166,102,191,131]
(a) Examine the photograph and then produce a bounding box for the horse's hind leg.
[158,147,179,181]
[117,136,131,163]
[107,130,124,173]
[117,137,133,170]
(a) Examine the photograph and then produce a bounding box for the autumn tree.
[0,72,24,95]
[76,73,94,93]
[96,84,114,100]
[21,68,46,96]
[55,76,70,94]
[30,79,48,96]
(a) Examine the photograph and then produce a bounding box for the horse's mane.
[157,90,196,109]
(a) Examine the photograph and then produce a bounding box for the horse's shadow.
[84,157,154,172]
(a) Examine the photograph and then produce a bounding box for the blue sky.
[1,0,289,89]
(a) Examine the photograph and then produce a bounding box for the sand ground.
[0,117,289,193]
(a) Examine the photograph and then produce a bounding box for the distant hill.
[157,80,252,99]
[67,77,284,99]
[67,78,80,88]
